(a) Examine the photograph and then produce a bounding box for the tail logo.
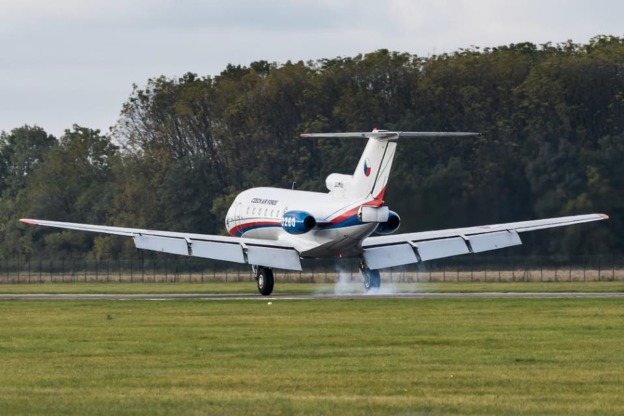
[363,159,372,177]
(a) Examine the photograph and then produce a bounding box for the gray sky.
[1,0,622,138]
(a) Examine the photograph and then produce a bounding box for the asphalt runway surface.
[1,292,624,301]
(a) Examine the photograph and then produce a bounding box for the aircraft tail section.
[349,137,397,200]
[322,136,397,200]
[302,130,480,201]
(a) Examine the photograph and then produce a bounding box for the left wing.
[361,214,608,270]
[19,219,302,271]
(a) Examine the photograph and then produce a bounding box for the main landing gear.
[359,258,381,292]
[253,266,274,296]
[253,260,380,296]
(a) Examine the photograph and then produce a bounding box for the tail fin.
[302,130,480,201]
[349,136,396,200]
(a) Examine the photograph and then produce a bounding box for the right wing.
[361,213,608,270]
[20,219,302,271]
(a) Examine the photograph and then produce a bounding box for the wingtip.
[20,218,37,225]
[599,213,609,220]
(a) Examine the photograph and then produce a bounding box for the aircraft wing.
[19,219,302,271]
[360,214,608,270]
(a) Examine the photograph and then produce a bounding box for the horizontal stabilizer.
[301,131,481,140]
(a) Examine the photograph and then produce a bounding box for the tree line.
[1,35,622,261]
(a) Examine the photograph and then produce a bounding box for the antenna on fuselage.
[292,181,296,190]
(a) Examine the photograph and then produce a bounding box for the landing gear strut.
[359,258,381,292]
[253,266,274,296]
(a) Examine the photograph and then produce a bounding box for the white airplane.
[21,130,608,295]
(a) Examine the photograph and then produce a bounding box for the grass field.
[1,292,624,414]
[0,280,623,294]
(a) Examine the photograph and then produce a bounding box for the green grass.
[0,280,623,294]
[1,298,623,415]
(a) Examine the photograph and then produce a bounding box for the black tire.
[257,267,274,296]
[362,268,381,292]
[370,270,381,290]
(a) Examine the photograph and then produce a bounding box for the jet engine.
[373,210,401,235]
[281,211,317,234]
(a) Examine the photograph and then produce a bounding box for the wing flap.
[362,231,523,269]
[468,230,521,253]
[191,240,246,263]
[246,245,302,271]
[416,237,470,261]
[363,243,417,270]
[134,235,190,256]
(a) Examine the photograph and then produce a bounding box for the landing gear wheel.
[255,266,274,296]
[359,259,381,292]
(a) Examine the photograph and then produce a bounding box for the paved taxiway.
[1,292,624,301]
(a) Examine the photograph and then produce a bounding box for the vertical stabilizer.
[348,137,397,200]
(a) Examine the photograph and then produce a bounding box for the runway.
[1,292,624,301]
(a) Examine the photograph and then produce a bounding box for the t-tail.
[301,129,480,201]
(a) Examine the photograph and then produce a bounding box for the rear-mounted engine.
[373,211,401,235]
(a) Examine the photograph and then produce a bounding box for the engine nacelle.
[281,211,317,235]
[373,211,401,235]
[325,173,352,195]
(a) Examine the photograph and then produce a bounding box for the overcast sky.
[1,0,622,138]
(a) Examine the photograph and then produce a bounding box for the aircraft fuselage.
[225,187,381,258]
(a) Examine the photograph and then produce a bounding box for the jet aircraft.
[21,130,608,295]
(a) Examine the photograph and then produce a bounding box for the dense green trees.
[0,126,56,260]
[1,36,622,260]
